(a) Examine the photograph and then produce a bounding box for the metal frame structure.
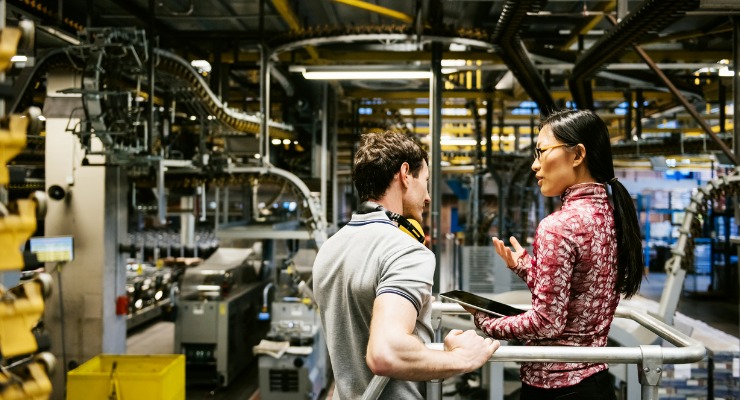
[362,302,707,400]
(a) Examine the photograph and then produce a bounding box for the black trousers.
[520,370,617,400]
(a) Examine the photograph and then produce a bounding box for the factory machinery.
[174,246,270,387]
[256,252,329,400]
[0,16,59,399]
[9,26,327,250]
[122,230,218,330]
[0,20,331,395]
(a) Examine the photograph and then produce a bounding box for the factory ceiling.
[5,0,740,174]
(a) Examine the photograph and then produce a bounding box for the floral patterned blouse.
[473,183,620,389]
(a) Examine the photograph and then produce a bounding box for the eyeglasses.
[533,143,567,161]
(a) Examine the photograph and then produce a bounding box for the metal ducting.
[568,0,701,109]
[492,0,556,115]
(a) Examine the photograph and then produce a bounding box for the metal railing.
[362,302,706,400]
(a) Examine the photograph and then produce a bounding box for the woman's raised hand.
[491,236,525,269]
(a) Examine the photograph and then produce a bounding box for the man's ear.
[399,162,411,187]
[572,144,586,167]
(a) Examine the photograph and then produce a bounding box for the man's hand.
[443,329,500,372]
[492,236,525,269]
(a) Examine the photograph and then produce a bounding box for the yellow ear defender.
[358,202,426,244]
[399,218,426,244]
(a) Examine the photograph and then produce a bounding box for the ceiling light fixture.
[302,70,431,80]
[190,59,212,74]
[718,66,735,77]
[291,65,431,80]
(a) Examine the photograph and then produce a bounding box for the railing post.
[431,301,444,342]
[361,376,389,400]
[428,310,444,399]
[427,380,443,400]
[637,345,664,400]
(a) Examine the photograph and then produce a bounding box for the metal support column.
[430,42,443,285]
[223,187,230,224]
[635,89,644,140]
[732,17,740,329]
[718,80,726,133]
[321,82,329,228]
[44,72,129,397]
[259,43,271,164]
[157,160,166,225]
[625,90,633,141]
[214,187,220,230]
[331,88,339,232]
[199,184,206,222]
[733,17,740,159]
[147,0,156,154]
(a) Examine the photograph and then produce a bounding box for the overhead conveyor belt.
[154,48,293,137]
[9,38,293,139]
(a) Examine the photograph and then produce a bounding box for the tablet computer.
[439,290,525,317]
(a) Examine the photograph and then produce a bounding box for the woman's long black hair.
[540,109,643,298]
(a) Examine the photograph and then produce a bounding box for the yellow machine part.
[0,279,45,358]
[0,27,21,72]
[0,114,29,185]
[0,198,37,270]
[0,362,53,400]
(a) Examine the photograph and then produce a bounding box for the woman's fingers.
[509,236,524,252]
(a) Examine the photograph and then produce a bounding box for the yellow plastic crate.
[66,354,185,400]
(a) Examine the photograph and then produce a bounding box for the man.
[313,131,499,399]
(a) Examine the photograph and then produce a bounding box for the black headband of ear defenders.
[357,202,425,244]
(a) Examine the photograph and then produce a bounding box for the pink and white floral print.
[474,183,620,389]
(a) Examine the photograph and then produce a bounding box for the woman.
[469,109,643,399]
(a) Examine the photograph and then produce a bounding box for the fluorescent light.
[441,108,469,116]
[719,66,735,77]
[442,59,467,67]
[10,55,27,63]
[302,70,431,80]
[441,137,479,146]
[191,59,212,73]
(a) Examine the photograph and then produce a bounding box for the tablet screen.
[30,236,74,263]
[439,290,525,317]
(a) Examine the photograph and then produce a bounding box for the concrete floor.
[125,272,739,399]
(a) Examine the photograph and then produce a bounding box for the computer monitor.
[29,236,74,263]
